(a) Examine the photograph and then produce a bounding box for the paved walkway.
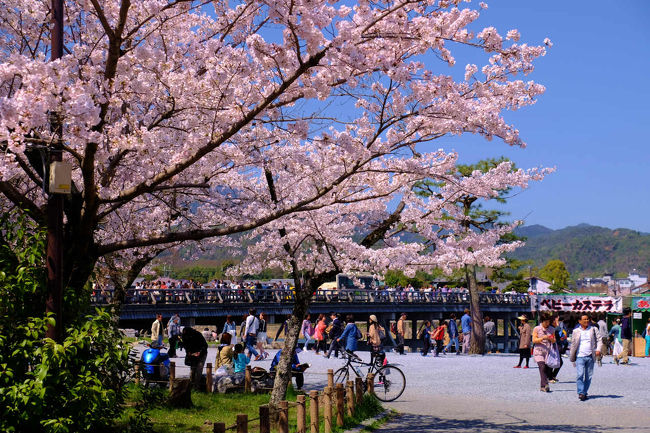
[136,344,650,431]
[367,353,650,433]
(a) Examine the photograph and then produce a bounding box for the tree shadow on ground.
[376,413,644,433]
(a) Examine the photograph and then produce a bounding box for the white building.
[525,277,554,294]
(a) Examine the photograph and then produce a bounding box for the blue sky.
[425,1,650,232]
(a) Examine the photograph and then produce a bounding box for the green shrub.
[0,210,133,432]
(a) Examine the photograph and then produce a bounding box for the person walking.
[167,314,181,357]
[419,320,433,356]
[444,313,460,355]
[609,318,622,360]
[274,314,292,342]
[460,309,471,354]
[532,312,556,392]
[300,314,314,351]
[243,308,261,361]
[596,315,609,366]
[325,312,343,359]
[181,326,208,390]
[547,315,565,383]
[367,314,386,366]
[256,312,270,359]
[222,315,237,345]
[432,320,447,356]
[338,314,361,355]
[314,314,327,355]
[514,314,532,368]
[483,315,496,353]
[644,318,650,357]
[396,313,407,355]
[151,313,164,348]
[570,314,601,401]
[614,307,632,365]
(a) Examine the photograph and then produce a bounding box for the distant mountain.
[510,224,650,277]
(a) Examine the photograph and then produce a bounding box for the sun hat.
[369,314,378,322]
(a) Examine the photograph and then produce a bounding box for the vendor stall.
[631,296,650,357]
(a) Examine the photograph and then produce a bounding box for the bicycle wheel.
[372,365,405,402]
[333,366,349,384]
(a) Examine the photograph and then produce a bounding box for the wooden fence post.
[346,381,355,416]
[323,386,332,433]
[245,365,252,393]
[237,414,248,433]
[367,373,374,395]
[335,384,344,427]
[278,400,289,433]
[134,363,140,385]
[169,361,176,391]
[213,422,226,433]
[309,390,319,433]
[327,369,334,388]
[296,394,306,433]
[259,405,270,433]
[206,363,213,393]
[355,377,363,405]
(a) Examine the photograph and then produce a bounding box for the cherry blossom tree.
[233,156,551,404]
[1,0,549,330]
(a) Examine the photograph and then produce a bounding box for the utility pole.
[46,0,65,342]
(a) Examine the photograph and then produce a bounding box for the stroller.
[250,367,274,393]
[215,367,273,393]
[140,346,170,386]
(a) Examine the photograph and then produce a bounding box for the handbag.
[613,339,623,356]
[545,343,561,369]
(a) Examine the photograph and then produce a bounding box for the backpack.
[375,325,386,341]
[390,322,397,335]
[432,326,445,340]
[355,326,363,340]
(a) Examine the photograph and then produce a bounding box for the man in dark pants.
[270,348,309,390]
[325,312,343,359]
[614,307,632,365]
[181,326,208,390]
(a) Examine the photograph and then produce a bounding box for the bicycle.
[333,350,406,402]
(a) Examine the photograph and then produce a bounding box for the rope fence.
[133,362,376,433]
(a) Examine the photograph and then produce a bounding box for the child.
[233,343,250,374]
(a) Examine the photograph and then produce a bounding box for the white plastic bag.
[613,339,623,357]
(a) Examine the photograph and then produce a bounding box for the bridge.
[95,288,531,352]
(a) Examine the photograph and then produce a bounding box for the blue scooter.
[140,345,170,386]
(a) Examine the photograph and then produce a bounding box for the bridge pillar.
[503,313,511,353]
[410,318,418,352]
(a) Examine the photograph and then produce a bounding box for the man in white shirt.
[596,316,608,366]
[244,308,261,360]
[569,314,601,401]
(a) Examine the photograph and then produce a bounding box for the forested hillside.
[510,224,650,277]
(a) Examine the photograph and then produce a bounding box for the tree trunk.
[269,278,312,408]
[466,264,485,355]
[168,378,193,408]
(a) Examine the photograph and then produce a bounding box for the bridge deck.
[92,289,531,321]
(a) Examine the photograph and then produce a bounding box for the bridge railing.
[90,288,529,306]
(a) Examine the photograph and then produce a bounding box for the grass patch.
[116,384,382,433]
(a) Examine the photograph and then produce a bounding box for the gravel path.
[136,344,650,431]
